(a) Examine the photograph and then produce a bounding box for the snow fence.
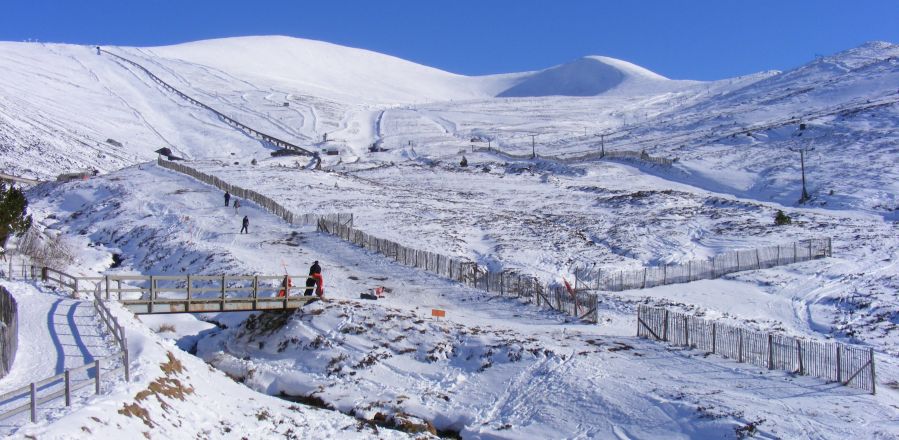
[637,305,876,394]
[157,157,353,228]
[576,238,832,292]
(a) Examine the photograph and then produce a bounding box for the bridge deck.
[121,295,317,314]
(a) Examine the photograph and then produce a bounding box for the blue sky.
[3,0,897,80]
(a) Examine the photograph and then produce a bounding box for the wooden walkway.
[20,267,315,315]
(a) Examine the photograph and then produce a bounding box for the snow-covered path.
[0,280,120,433]
[0,281,117,397]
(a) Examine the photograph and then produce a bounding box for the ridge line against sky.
[2,0,897,80]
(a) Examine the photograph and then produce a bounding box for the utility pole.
[600,133,605,157]
[789,143,815,203]
[530,134,537,159]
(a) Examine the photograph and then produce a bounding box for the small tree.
[774,210,792,226]
[0,182,33,248]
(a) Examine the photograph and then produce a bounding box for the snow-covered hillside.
[2,35,899,438]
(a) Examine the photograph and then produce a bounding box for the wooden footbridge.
[19,265,316,314]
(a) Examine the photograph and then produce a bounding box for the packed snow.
[1,35,898,438]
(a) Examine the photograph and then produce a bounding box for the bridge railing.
[24,265,316,314]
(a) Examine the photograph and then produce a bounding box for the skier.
[96,46,101,55]
[233,199,241,214]
[224,191,231,207]
[304,260,324,297]
[240,215,249,234]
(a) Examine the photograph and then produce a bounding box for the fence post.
[711,323,716,354]
[683,316,689,347]
[662,310,669,341]
[663,265,667,284]
[30,382,36,422]
[642,268,647,288]
[738,329,743,363]
[123,335,130,382]
[767,334,774,370]
[95,359,101,394]
[688,261,692,281]
[836,344,842,383]
[65,370,72,406]
[796,339,804,375]
[808,240,813,260]
[105,275,110,300]
[756,249,761,269]
[793,242,797,263]
[870,348,876,394]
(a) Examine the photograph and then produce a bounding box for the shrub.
[774,210,792,226]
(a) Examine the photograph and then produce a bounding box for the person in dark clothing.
[224,191,231,207]
[304,260,323,296]
[240,215,249,234]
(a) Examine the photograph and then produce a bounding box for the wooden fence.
[0,286,17,379]
[101,50,313,155]
[577,238,832,292]
[157,157,353,228]
[637,305,876,393]
[317,218,600,322]
[0,278,130,424]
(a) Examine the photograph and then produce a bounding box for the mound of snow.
[498,56,693,97]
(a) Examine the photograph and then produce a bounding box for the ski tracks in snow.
[474,348,576,430]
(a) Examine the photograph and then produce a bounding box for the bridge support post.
[253,275,259,310]
[149,276,155,314]
[221,275,226,312]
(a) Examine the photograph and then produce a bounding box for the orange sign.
[431,309,445,318]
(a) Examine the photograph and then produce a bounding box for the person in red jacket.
[304,261,324,297]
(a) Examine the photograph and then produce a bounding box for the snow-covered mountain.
[3,35,899,439]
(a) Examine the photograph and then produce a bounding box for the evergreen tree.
[774,210,792,226]
[0,182,33,247]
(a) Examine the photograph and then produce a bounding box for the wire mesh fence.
[637,305,876,393]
